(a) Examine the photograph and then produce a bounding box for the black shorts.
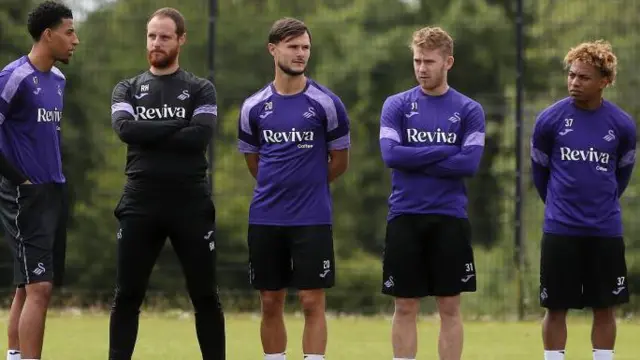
[540,233,629,309]
[382,214,476,298]
[0,180,67,286]
[247,224,335,291]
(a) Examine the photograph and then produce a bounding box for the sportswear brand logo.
[134,93,149,99]
[263,128,315,143]
[461,274,475,283]
[384,276,395,288]
[558,129,573,136]
[33,87,41,95]
[612,286,625,295]
[37,108,62,123]
[406,128,457,144]
[135,105,186,120]
[319,269,330,278]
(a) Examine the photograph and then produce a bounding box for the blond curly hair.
[410,26,453,56]
[564,40,617,85]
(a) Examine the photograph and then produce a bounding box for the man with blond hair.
[531,40,636,360]
[378,26,485,360]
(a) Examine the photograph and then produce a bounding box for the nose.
[569,77,580,88]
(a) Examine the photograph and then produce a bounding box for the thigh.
[167,198,219,298]
[248,224,291,291]
[14,184,58,285]
[583,236,629,308]
[115,209,167,294]
[428,216,476,297]
[289,225,335,290]
[540,233,583,309]
[52,184,68,287]
[382,215,428,298]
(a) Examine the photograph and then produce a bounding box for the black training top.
[110,68,217,193]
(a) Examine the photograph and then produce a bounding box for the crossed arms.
[378,97,486,178]
[110,80,217,152]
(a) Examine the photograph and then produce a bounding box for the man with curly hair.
[531,40,636,360]
[0,1,79,359]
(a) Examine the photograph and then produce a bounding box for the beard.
[418,67,446,91]
[147,47,179,69]
[277,60,306,76]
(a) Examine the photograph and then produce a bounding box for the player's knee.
[112,287,145,312]
[298,289,325,315]
[25,281,53,305]
[191,294,223,314]
[593,307,616,323]
[436,295,461,318]
[394,298,420,318]
[260,290,286,317]
[544,309,568,323]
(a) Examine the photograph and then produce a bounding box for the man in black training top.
[108,7,225,360]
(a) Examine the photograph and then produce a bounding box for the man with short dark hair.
[108,7,225,360]
[238,17,350,360]
[0,1,78,359]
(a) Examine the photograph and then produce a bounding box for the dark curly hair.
[27,1,74,41]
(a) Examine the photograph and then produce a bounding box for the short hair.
[148,7,186,37]
[27,1,74,41]
[410,26,454,56]
[268,17,311,44]
[564,40,617,84]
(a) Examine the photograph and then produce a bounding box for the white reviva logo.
[406,128,457,144]
[37,108,62,123]
[560,147,611,172]
[135,105,186,120]
[559,147,610,163]
[263,128,315,143]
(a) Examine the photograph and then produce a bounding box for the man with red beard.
[108,7,225,360]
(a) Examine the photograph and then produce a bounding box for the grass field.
[1,311,639,359]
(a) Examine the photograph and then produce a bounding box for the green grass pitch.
[1,311,639,359]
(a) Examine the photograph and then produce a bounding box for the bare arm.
[244,153,259,179]
[328,149,349,182]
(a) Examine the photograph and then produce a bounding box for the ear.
[445,55,455,70]
[179,33,187,46]
[267,43,277,57]
[42,28,53,42]
[600,77,610,89]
